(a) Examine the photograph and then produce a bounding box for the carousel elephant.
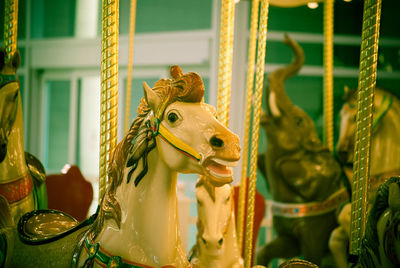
[256,35,346,266]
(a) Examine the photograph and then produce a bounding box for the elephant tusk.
[269,91,281,117]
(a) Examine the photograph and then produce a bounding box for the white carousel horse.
[190,176,243,268]
[0,48,47,224]
[329,87,400,267]
[0,65,240,267]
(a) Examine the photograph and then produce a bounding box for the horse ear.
[388,182,400,211]
[11,50,21,69]
[143,82,161,112]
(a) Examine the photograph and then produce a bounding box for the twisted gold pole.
[99,0,119,201]
[237,0,260,255]
[124,0,137,133]
[244,1,269,267]
[4,0,18,59]
[349,0,382,255]
[323,0,334,152]
[216,0,235,126]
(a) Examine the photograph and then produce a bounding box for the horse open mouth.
[205,158,238,185]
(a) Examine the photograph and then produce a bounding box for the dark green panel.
[268,5,323,33]
[119,0,212,34]
[266,41,323,66]
[31,0,76,38]
[44,81,70,172]
[334,44,360,68]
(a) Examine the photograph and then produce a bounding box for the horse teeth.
[212,158,238,167]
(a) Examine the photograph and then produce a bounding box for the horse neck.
[0,96,27,181]
[97,146,188,266]
[370,102,400,176]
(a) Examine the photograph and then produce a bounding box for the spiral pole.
[244,1,269,267]
[124,0,137,133]
[216,0,235,126]
[237,0,260,255]
[323,0,334,152]
[349,0,382,255]
[99,0,119,201]
[4,0,18,59]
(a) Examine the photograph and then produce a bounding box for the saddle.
[17,209,97,245]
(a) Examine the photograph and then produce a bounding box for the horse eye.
[168,112,179,123]
[197,200,203,206]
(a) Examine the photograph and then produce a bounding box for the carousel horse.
[189,176,243,268]
[0,48,47,224]
[0,65,240,267]
[329,87,400,268]
[256,35,346,266]
[356,176,400,267]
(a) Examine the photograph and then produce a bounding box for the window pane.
[119,0,212,34]
[31,0,76,38]
[76,76,100,179]
[44,80,71,172]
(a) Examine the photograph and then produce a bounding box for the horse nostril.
[218,238,223,245]
[201,236,207,245]
[210,136,224,148]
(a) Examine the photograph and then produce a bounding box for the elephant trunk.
[266,34,305,116]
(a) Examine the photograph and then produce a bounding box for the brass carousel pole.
[99,0,119,201]
[124,0,137,133]
[237,0,260,255]
[4,0,18,58]
[216,0,235,126]
[244,0,269,267]
[349,0,382,256]
[323,0,334,151]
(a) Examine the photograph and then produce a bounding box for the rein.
[150,117,202,162]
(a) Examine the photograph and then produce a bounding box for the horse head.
[0,48,20,162]
[136,65,241,187]
[195,176,233,257]
[337,87,400,180]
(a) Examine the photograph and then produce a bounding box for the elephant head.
[260,35,323,154]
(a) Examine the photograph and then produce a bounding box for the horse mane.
[90,66,204,238]
[358,176,400,267]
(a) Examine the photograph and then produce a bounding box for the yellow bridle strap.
[151,117,202,162]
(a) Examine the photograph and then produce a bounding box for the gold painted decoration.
[216,0,235,127]
[244,1,270,267]
[124,0,137,133]
[99,0,119,201]
[4,0,18,59]
[237,0,260,255]
[323,0,334,152]
[349,0,382,255]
